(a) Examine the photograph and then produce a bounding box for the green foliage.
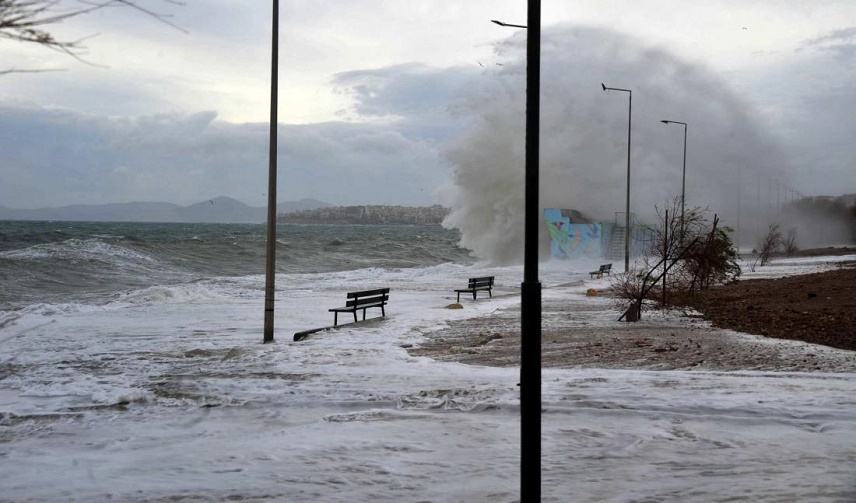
[683,224,741,293]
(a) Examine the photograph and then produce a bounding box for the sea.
[0,221,473,311]
[1,221,855,501]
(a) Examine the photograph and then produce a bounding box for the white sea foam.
[0,257,854,501]
[0,238,155,263]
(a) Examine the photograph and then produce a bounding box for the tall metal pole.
[680,122,687,240]
[776,181,781,214]
[663,208,668,308]
[490,15,541,497]
[736,164,742,250]
[521,0,542,499]
[263,0,279,344]
[602,84,633,272]
[661,120,688,241]
[756,176,761,237]
[625,92,632,272]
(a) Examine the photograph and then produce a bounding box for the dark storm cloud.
[333,63,476,118]
[0,104,446,209]
[332,63,480,142]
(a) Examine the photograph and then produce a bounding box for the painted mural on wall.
[544,208,603,259]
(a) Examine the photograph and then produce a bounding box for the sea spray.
[441,26,791,264]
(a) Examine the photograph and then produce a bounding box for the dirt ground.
[410,277,856,372]
[684,263,856,351]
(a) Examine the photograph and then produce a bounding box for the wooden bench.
[589,264,612,279]
[328,288,389,327]
[454,276,494,302]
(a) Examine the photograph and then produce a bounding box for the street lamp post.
[493,4,541,499]
[660,119,688,240]
[602,83,633,272]
[263,0,279,344]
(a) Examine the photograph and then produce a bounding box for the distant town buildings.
[279,205,449,225]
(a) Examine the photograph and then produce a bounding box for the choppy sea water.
[0,221,471,310]
[1,221,855,501]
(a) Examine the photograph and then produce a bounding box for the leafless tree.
[611,198,740,321]
[1,0,183,73]
[784,227,799,256]
[753,223,783,269]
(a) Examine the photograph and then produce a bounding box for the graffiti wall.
[544,208,603,259]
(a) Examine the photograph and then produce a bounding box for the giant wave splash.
[442,26,790,264]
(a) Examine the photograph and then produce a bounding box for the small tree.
[784,228,799,256]
[611,200,739,321]
[682,216,741,294]
[754,223,783,268]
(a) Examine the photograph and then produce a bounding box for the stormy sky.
[0,0,855,209]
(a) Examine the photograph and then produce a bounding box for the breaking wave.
[442,25,790,263]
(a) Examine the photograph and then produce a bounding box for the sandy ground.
[410,283,856,372]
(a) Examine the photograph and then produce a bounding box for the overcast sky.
[1,0,855,208]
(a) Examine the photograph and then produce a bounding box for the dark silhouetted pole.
[521,2,542,500]
[603,83,633,271]
[663,208,668,307]
[263,0,279,344]
[492,7,541,499]
[660,120,688,240]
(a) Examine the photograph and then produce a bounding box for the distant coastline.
[279,205,449,225]
[0,196,331,224]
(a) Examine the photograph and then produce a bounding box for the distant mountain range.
[0,196,332,223]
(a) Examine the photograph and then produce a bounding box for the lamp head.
[661,120,670,124]
[601,82,607,91]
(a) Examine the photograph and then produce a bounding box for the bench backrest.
[345,288,390,308]
[600,264,612,272]
[467,276,494,288]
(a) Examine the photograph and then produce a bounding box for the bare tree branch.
[0,0,184,74]
[0,66,64,74]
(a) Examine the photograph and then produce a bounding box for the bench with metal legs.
[328,288,389,327]
[454,276,494,302]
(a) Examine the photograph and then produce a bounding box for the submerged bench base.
[293,317,388,342]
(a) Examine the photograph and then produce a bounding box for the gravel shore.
[410,278,856,372]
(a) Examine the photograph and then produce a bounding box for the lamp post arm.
[491,19,527,28]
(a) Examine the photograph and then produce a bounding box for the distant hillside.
[0,197,332,223]
[280,205,449,225]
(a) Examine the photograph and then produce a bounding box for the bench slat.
[347,288,390,299]
[346,294,388,308]
[330,301,386,312]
